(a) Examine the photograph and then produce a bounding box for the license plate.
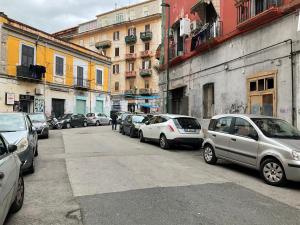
[184,129,196,132]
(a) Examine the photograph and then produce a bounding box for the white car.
[86,113,111,126]
[139,114,204,149]
[0,134,24,224]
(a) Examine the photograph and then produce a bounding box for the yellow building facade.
[0,13,111,117]
[55,0,162,113]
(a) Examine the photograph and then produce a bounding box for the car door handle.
[0,172,4,179]
[231,138,237,142]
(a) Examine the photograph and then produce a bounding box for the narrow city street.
[4,126,300,225]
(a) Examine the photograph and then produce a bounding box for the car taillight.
[168,124,175,132]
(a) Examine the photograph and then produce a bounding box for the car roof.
[211,114,276,120]
[157,114,195,119]
[0,112,26,116]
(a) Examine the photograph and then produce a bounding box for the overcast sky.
[1,0,145,33]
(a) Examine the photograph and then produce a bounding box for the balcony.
[140,31,152,41]
[73,77,90,90]
[125,71,137,79]
[125,35,137,44]
[140,50,152,58]
[16,65,44,81]
[125,53,137,61]
[236,0,282,29]
[140,69,152,77]
[139,88,152,96]
[124,89,136,95]
[95,40,111,49]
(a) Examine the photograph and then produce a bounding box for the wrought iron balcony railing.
[125,35,137,44]
[140,50,152,58]
[73,77,90,89]
[140,31,152,41]
[95,40,111,49]
[125,71,137,78]
[140,69,152,77]
[125,53,137,60]
[16,65,45,81]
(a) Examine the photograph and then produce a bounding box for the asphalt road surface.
[5,126,300,225]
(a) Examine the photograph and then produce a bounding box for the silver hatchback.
[203,114,300,186]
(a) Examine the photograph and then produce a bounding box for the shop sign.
[5,93,15,105]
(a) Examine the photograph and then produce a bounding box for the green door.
[95,100,104,113]
[76,99,86,114]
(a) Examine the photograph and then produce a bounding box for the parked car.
[0,134,24,225]
[86,113,111,126]
[119,113,132,133]
[0,113,38,173]
[139,114,204,150]
[122,114,149,138]
[29,113,49,138]
[58,114,88,128]
[203,114,300,186]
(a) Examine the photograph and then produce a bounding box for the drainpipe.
[288,39,295,126]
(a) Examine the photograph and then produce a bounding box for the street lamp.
[161,2,170,113]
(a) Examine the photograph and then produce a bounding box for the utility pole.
[161,2,170,113]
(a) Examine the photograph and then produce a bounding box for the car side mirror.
[8,144,17,153]
[145,121,150,125]
[249,132,259,141]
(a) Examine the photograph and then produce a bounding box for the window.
[21,44,35,67]
[116,13,124,23]
[96,69,103,85]
[113,31,120,41]
[145,42,150,51]
[145,24,151,32]
[250,81,257,92]
[0,137,7,156]
[113,64,120,74]
[129,80,134,90]
[142,60,151,69]
[145,80,150,89]
[115,82,119,91]
[128,27,136,36]
[89,37,95,46]
[115,47,120,57]
[215,117,233,133]
[143,6,149,16]
[129,10,135,20]
[129,45,135,53]
[203,83,214,119]
[233,118,257,138]
[79,40,84,46]
[55,56,64,76]
[128,62,134,71]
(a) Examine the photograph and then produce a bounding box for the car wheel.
[34,144,39,157]
[66,123,71,129]
[96,121,100,126]
[139,131,145,143]
[83,121,87,127]
[44,132,49,139]
[28,157,35,174]
[203,144,217,164]
[10,176,24,213]
[159,134,169,150]
[130,128,135,138]
[260,158,286,186]
[122,129,125,135]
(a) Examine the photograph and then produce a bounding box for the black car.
[119,113,132,133]
[122,114,149,138]
[0,113,38,173]
[58,114,88,128]
[28,113,49,138]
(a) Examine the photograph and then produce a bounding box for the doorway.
[19,95,34,113]
[76,99,86,114]
[52,98,65,118]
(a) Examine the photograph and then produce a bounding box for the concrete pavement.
[5,126,300,225]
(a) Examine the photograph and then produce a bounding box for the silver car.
[0,134,24,224]
[203,114,300,186]
[86,113,111,126]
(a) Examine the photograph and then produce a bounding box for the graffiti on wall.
[225,101,248,114]
[34,98,45,113]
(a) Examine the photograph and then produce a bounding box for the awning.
[139,103,160,109]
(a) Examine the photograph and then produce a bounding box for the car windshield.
[86,113,94,117]
[29,114,45,122]
[60,114,72,120]
[251,118,300,139]
[132,116,146,123]
[0,114,26,132]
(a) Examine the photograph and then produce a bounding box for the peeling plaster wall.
[160,12,300,128]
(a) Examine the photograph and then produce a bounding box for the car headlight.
[16,138,29,153]
[292,150,300,161]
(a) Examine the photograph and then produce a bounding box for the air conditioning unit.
[35,88,43,95]
[180,18,191,37]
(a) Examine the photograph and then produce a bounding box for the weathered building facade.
[159,0,300,127]
[54,0,162,113]
[0,13,111,117]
